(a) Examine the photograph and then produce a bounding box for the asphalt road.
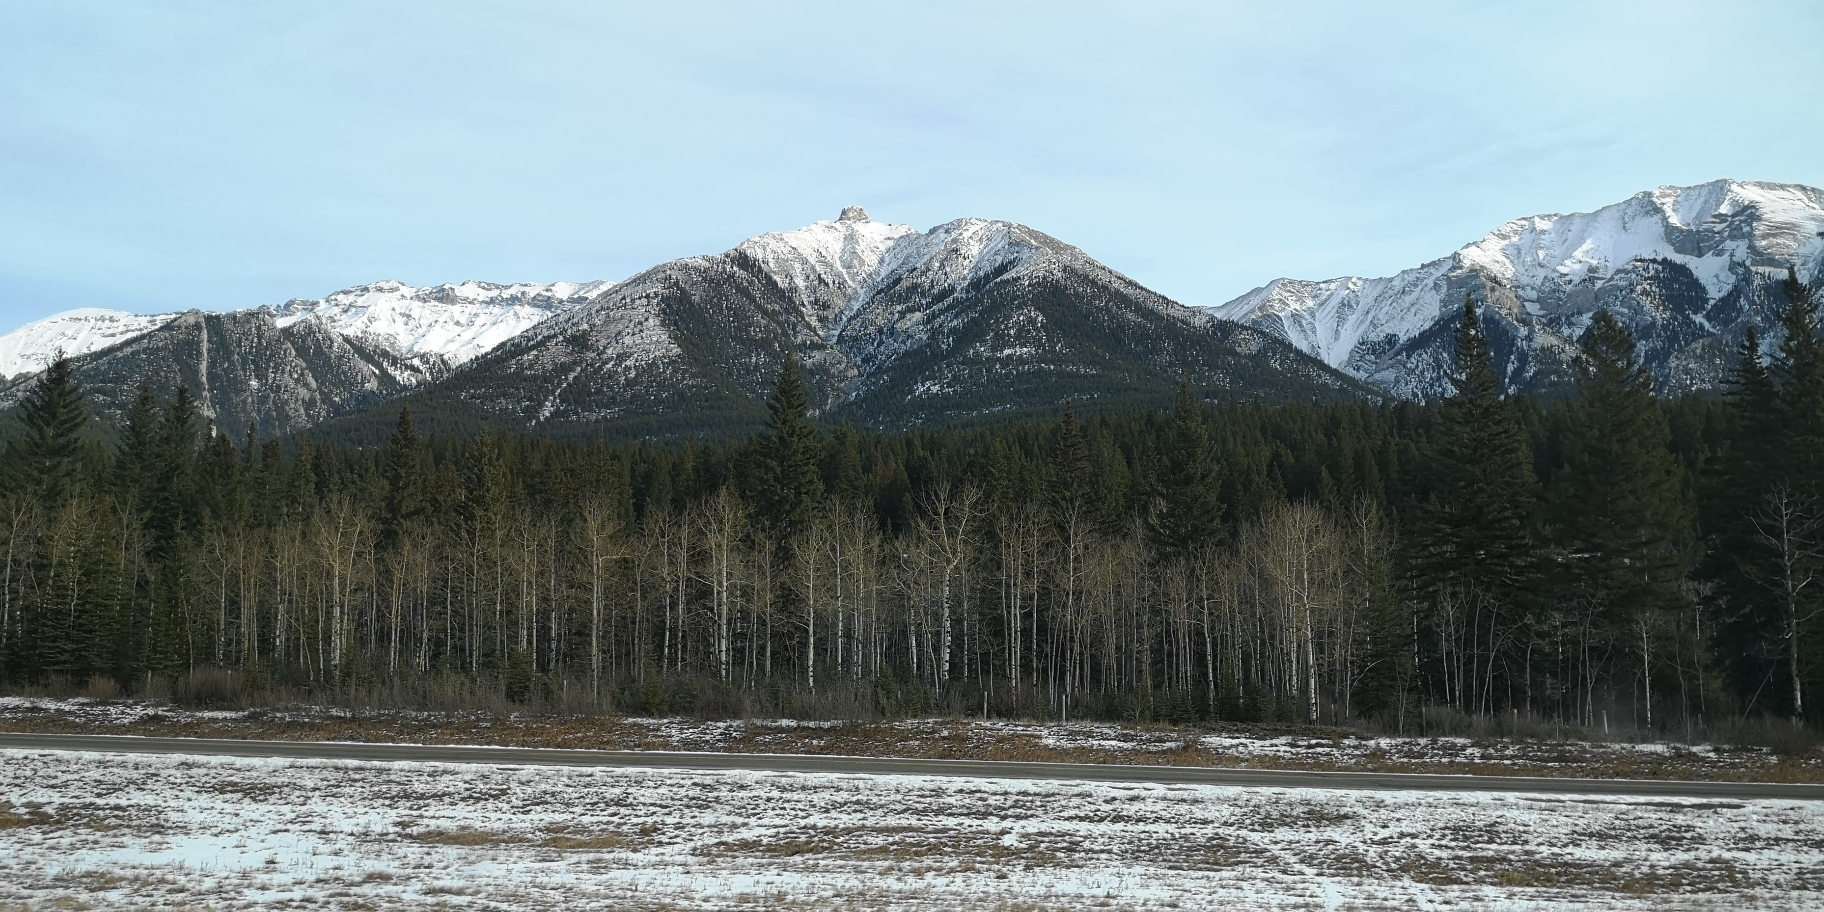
[4,731,1820,801]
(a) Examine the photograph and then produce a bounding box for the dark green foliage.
[1149,377,1223,564]
[378,407,425,551]
[3,357,92,505]
[1704,271,1824,722]
[1405,296,1540,599]
[1048,401,1096,531]
[819,424,868,505]
[1548,313,1690,610]
[4,357,1817,734]
[762,355,824,537]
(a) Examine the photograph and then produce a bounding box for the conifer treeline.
[1,278,1820,729]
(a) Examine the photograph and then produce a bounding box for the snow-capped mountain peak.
[733,208,917,335]
[1209,179,1824,399]
[0,309,177,380]
[1455,179,1824,302]
[273,279,612,365]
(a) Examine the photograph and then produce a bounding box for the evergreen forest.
[3,277,1822,736]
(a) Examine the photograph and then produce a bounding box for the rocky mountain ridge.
[0,207,1374,440]
[416,208,1365,439]
[1208,179,1824,398]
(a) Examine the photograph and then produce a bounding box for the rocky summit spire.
[838,206,870,223]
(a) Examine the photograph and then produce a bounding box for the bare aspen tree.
[913,481,982,684]
[696,487,746,683]
[318,495,367,680]
[1749,485,1823,724]
[793,502,852,694]
[582,498,625,700]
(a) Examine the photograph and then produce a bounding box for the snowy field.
[4,748,1822,911]
[6,696,1819,783]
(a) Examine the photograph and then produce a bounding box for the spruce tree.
[1709,272,1824,720]
[1049,401,1095,529]
[1703,328,1783,690]
[379,406,425,551]
[1150,376,1223,564]
[1406,295,1540,599]
[1548,312,1691,725]
[764,355,824,538]
[113,383,161,508]
[1772,267,1824,494]
[819,424,868,505]
[5,356,91,505]
[198,431,246,531]
[145,385,202,562]
[37,500,122,681]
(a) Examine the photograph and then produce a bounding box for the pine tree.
[112,383,161,508]
[378,406,425,551]
[764,355,824,538]
[1149,376,1223,564]
[1709,272,1824,721]
[1772,267,1824,495]
[1049,401,1094,530]
[1406,295,1540,599]
[1548,312,1691,727]
[197,431,246,531]
[5,356,91,505]
[819,424,868,505]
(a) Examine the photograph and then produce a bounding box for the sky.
[2,1,1822,328]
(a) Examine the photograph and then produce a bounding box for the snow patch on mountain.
[273,279,611,365]
[734,207,917,338]
[0,309,177,379]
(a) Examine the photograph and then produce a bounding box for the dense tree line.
[1,279,1820,732]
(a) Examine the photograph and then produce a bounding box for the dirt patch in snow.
[3,695,1820,783]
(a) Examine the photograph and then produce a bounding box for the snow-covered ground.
[5,695,1817,783]
[3,747,1819,910]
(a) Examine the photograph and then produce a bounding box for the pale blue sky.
[3,1,1820,327]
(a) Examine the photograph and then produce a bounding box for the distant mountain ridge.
[0,279,608,436]
[4,310,447,437]
[1208,180,1824,399]
[0,208,1372,440]
[0,310,177,380]
[272,279,613,365]
[405,207,1366,440]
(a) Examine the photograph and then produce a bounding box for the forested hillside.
[2,273,1821,732]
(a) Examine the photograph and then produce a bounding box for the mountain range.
[5,181,1820,440]
[0,207,1366,441]
[1208,179,1824,399]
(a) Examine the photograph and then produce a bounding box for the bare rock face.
[838,206,870,223]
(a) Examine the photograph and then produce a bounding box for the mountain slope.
[829,217,1357,426]
[0,279,606,440]
[1209,180,1824,398]
[0,310,447,437]
[0,310,178,380]
[379,209,1372,441]
[273,279,612,365]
